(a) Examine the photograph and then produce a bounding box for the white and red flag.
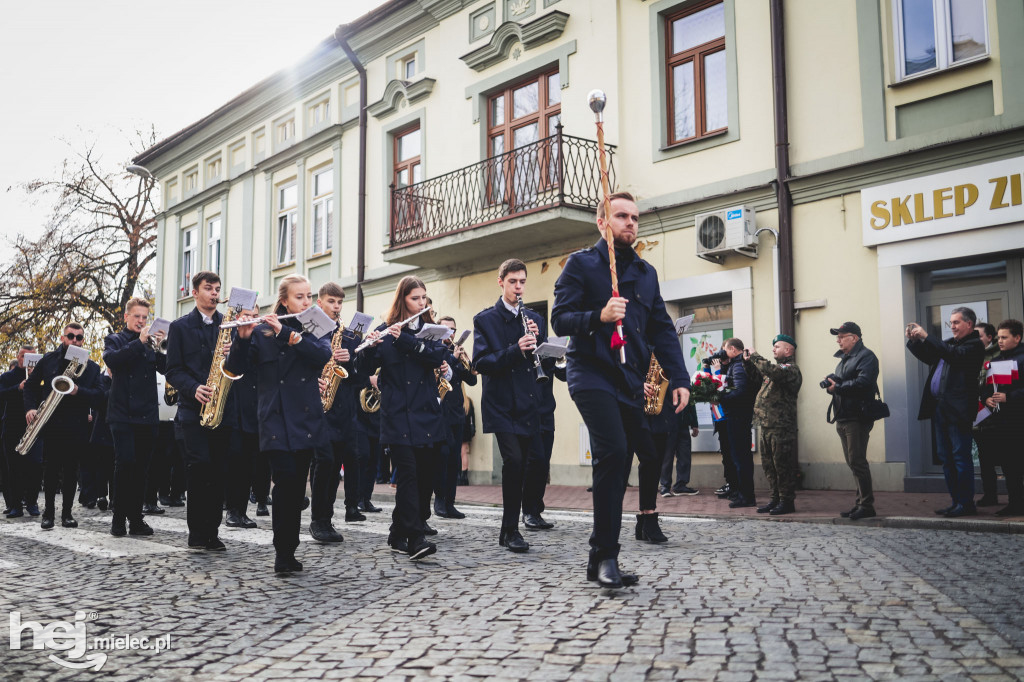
[985,360,1019,385]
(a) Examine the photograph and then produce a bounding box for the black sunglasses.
[66,333,84,341]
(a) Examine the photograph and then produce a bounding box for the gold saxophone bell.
[360,369,381,413]
[644,354,670,416]
[436,368,452,401]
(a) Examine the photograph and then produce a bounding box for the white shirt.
[200,311,214,325]
[502,298,520,317]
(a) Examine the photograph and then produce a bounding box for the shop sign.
[862,156,1024,246]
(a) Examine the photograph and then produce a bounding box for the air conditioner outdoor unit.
[694,205,757,262]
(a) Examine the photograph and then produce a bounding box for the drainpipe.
[335,26,368,312]
[770,0,795,338]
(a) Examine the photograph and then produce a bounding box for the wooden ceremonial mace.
[588,89,626,364]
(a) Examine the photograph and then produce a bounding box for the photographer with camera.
[825,322,879,520]
[704,350,739,500]
[712,338,757,509]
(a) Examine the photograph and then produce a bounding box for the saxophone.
[643,353,669,416]
[199,304,243,429]
[320,324,349,412]
[435,367,452,401]
[17,354,87,455]
[359,369,381,413]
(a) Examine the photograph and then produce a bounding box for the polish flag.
[986,360,1019,385]
[710,403,726,422]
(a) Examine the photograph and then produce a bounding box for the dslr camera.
[702,349,730,368]
[819,374,840,389]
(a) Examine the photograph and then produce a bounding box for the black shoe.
[596,558,623,588]
[729,497,756,509]
[423,523,438,536]
[499,528,529,553]
[5,507,23,518]
[848,506,877,521]
[359,499,382,513]
[634,514,644,540]
[943,504,975,518]
[586,559,639,586]
[249,492,258,505]
[225,511,245,527]
[375,477,389,485]
[934,504,956,515]
[274,555,300,575]
[26,503,41,517]
[159,495,173,507]
[96,497,108,511]
[757,500,779,514]
[637,513,668,543]
[715,484,733,498]
[166,496,185,508]
[408,538,437,560]
[976,495,999,507]
[61,513,78,528]
[433,501,449,518]
[82,500,96,510]
[110,518,127,536]
[238,514,257,529]
[309,520,344,543]
[388,535,409,553]
[345,508,366,522]
[770,501,796,516]
[142,503,165,515]
[256,503,269,517]
[839,506,858,518]
[458,471,469,486]
[129,520,154,536]
[264,496,272,506]
[523,513,553,530]
[187,534,206,550]
[726,491,741,502]
[445,505,466,520]
[40,508,55,530]
[995,504,1024,517]
[205,537,226,551]
[672,486,699,496]
[301,496,310,510]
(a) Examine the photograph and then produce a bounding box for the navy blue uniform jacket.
[356,324,447,447]
[473,299,551,436]
[551,238,690,409]
[165,308,239,428]
[719,358,756,422]
[324,329,365,442]
[90,373,114,447]
[23,347,102,437]
[225,318,331,453]
[908,329,985,425]
[0,367,44,459]
[103,329,166,425]
[443,349,478,427]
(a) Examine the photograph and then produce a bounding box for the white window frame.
[184,168,198,193]
[165,179,178,206]
[276,117,296,145]
[307,97,330,129]
[403,54,417,80]
[311,168,334,256]
[205,155,222,183]
[277,184,298,266]
[893,0,989,82]
[181,226,197,298]
[207,216,222,274]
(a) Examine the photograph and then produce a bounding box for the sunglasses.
[66,333,85,341]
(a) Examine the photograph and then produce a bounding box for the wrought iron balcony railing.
[390,126,616,248]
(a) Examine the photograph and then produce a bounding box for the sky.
[0,0,388,258]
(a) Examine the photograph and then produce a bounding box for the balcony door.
[392,124,423,241]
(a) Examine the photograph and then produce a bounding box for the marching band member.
[226,363,259,528]
[473,258,554,553]
[24,322,102,530]
[433,316,476,520]
[165,271,239,551]
[0,346,43,518]
[102,297,167,537]
[551,191,690,588]
[226,274,331,574]
[356,275,445,561]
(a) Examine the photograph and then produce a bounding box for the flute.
[219,313,301,329]
[353,307,430,353]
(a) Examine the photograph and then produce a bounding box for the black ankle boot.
[639,513,668,543]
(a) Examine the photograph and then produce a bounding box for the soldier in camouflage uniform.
[743,334,802,515]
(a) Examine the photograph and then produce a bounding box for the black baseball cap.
[830,322,862,336]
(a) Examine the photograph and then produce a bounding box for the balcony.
[385,128,616,269]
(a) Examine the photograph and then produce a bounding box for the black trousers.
[974,429,999,500]
[268,448,313,557]
[356,430,375,503]
[387,442,439,543]
[147,421,185,504]
[2,426,41,509]
[725,416,755,501]
[250,448,271,503]
[717,427,738,488]
[179,421,231,543]
[433,422,463,509]
[110,423,157,523]
[368,432,388,482]
[537,428,555,515]
[573,390,659,561]
[493,431,546,527]
[655,429,693,489]
[311,437,359,522]
[224,430,254,513]
[42,430,84,516]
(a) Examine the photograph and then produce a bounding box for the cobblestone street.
[3,499,1024,681]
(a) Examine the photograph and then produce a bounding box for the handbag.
[863,384,890,421]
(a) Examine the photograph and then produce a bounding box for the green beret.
[773,333,797,348]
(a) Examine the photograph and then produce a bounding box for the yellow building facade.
[137,0,1024,492]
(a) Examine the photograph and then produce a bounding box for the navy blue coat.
[90,373,114,448]
[165,308,239,428]
[102,329,166,425]
[23,346,102,438]
[719,358,756,423]
[908,330,986,425]
[233,370,259,435]
[225,318,332,453]
[552,239,690,408]
[443,350,478,427]
[473,299,551,436]
[538,362,565,433]
[324,329,363,442]
[0,367,43,459]
[356,323,447,447]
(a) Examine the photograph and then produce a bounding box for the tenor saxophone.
[320,324,349,412]
[199,304,243,429]
[643,353,669,416]
[17,355,87,455]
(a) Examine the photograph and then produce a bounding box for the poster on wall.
[682,328,728,425]
[939,301,988,334]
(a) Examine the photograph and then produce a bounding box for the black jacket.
[719,358,756,423]
[978,344,1024,435]
[907,330,985,425]
[165,308,239,428]
[323,330,363,442]
[102,329,166,425]
[831,339,880,422]
[23,346,102,437]
[443,349,477,427]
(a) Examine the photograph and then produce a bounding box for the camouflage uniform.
[747,352,802,504]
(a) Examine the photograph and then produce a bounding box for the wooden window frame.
[392,124,423,236]
[665,0,727,146]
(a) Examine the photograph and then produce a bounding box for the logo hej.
[9,610,106,670]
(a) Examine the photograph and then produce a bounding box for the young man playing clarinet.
[102,297,167,537]
[473,259,555,553]
[552,191,690,589]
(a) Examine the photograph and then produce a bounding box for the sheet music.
[149,317,171,337]
[65,345,90,364]
[295,306,337,339]
[347,312,373,338]
[227,287,259,311]
[534,336,569,359]
[674,315,695,335]
[415,324,454,342]
[23,353,42,369]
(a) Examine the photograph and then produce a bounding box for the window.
[276,184,297,266]
[230,140,246,169]
[165,179,178,206]
[665,0,726,145]
[403,55,417,80]
[205,155,222,182]
[486,69,561,207]
[894,0,988,80]
[276,117,295,146]
[184,168,198,194]
[253,129,266,161]
[308,98,330,129]
[207,216,221,274]
[392,125,423,235]
[311,168,334,255]
[181,226,197,297]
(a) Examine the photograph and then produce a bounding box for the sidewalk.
[371,483,1024,534]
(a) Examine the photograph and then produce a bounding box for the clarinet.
[517,296,548,383]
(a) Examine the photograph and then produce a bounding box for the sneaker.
[110,518,127,537]
[671,486,699,496]
[388,535,409,553]
[345,508,366,522]
[26,503,41,517]
[715,483,731,497]
[408,538,437,561]
[5,507,23,518]
[187,534,206,550]
[659,487,672,498]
